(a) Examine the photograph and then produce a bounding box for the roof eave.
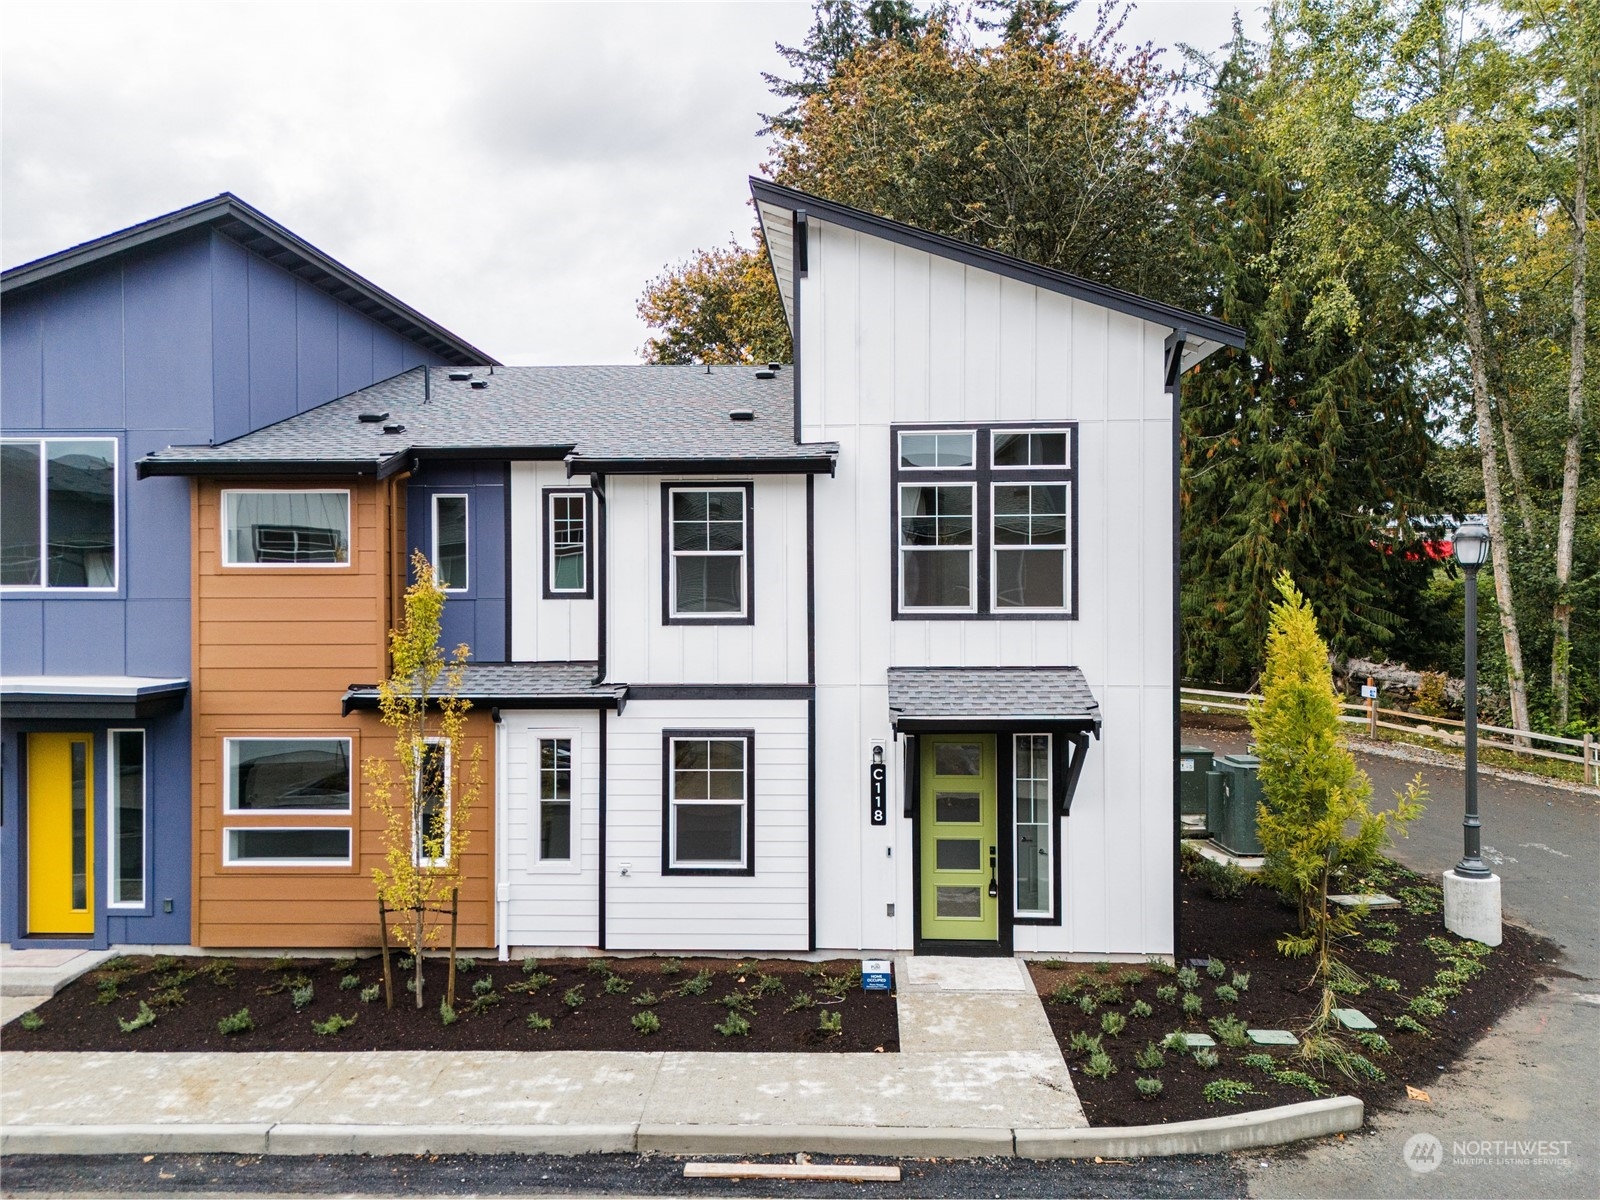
[565,454,838,477]
[135,455,404,480]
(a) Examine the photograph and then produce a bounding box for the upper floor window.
[223,490,349,566]
[891,424,1076,620]
[663,483,752,624]
[432,494,468,590]
[0,438,117,589]
[543,489,591,599]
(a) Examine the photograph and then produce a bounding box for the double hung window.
[664,485,751,622]
[0,438,117,588]
[662,731,754,874]
[543,490,591,598]
[223,490,349,566]
[891,425,1075,618]
[432,495,468,590]
[222,737,353,866]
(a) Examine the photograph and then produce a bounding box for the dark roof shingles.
[886,666,1100,722]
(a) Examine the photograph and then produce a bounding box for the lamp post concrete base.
[1443,870,1502,947]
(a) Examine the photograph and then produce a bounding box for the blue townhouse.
[0,197,491,947]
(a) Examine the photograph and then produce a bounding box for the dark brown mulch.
[1029,861,1560,1127]
[9,955,897,1054]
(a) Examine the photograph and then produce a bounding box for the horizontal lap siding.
[604,700,808,951]
[192,477,496,949]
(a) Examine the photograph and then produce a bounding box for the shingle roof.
[342,661,624,713]
[138,364,837,477]
[886,666,1101,729]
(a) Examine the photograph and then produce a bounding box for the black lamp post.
[1452,518,1491,880]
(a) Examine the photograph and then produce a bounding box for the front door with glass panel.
[919,735,998,943]
[26,733,94,935]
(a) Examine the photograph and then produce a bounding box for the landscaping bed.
[1029,857,1556,1126]
[9,954,896,1054]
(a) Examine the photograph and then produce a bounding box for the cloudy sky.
[3,0,1264,365]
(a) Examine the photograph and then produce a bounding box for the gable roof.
[750,178,1244,374]
[1,194,496,367]
[137,363,838,478]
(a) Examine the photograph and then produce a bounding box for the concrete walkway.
[0,946,116,1025]
[0,956,1086,1156]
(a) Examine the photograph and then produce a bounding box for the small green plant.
[631,990,659,1007]
[360,984,381,1004]
[1193,1047,1220,1069]
[1049,983,1076,1005]
[1076,993,1098,1016]
[751,973,785,997]
[1205,958,1226,979]
[148,986,186,1010]
[18,1011,44,1031]
[1214,984,1239,1004]
[1366,939,1396,956]
[659,957,684,976]
[1155,984,1178,1004]
[1181,991,1204,1017]
[1101,1011,1127,1037]
[1094,983,1125,1005]
[1392,1014,1431,1036]
[266,955,294,972]
[802,963,827,978]
[526,1012,553,1031]
[1409,995,1446,1019]
[1135,1076,1164,1099]
[1370,973,1401,992]
[1230,971,1250,992]
[1399,886,1442,915]
[1175,965,1200,989]
[715,1012,751,1037]
[815,967,859,1000]
[312,1012,357,1036]
[1447,956,1486,978]
[818,1009,843,1035]
[404,977,419,995]
[330,956,358,973]
[95,978,124,1005]
[1203,1079,1256,1105]
[1133,1042,1165,1070]
[1367,919,1400,937]
[508,972,556,994]
[456,957,478,974]
[1067,1031,1103,1056]
[291,983,314,1011]
[1242,1053,1276,1071]
[677,969,714,996]
[1084,1050,1116,1079]
[472,975,495,997]
[439,1001,457,1027]
[469,991,500,1013]
[1117,969,1145,986]
[587,958,615,977]
[1130,999,1153,1019]
[603,973,632,996]
[1041,958,1069,970]
[719,990,755,1015]
[118,1001,157,1033]
[1092,960,1113,975]
[1329,976,1368,996]
[1271,1068,1326,1096]
[520,955,541,975]
[785,991,817,1012]
[156,968,197,988]
[1147,957,1177,975]
[397,956,415,971]
[1452,939,1492,959]
[732,959,756,975]
[1357,1032,1392,1055]
[632,1010,662,1035]
[1209,1015,1249,1049]
[339,973,361,991]
[1161,1029,1190,1052]
[563,986,585,1009]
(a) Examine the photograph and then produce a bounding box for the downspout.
[591,474,607,686]
[597,701,609,951]
[1164,328,1187,964]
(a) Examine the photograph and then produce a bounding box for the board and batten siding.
[191,476,495,948]
[498,709,602,948]
[508,461,598,663]
[801,218,1175,957]
[605,700,808,951]
[602,475,809,685]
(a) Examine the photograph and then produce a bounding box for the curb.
[1,1098,1362,1159]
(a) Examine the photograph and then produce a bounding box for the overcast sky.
[3,1,1265,365]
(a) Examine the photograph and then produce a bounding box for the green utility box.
[1212,753,1264,856]
[1179,746,1214,819]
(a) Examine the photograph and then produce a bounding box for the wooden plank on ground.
[683,1162,901,1182]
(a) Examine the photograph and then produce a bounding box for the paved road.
[1187,723,1600,1199]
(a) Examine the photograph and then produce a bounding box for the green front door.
[919,735,998,943]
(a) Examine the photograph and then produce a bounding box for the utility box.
[1213,753,1264,856]
[1205,769,1226,836]
[1179,745,1214,819]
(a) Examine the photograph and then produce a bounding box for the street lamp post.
[1443,518,1501,945]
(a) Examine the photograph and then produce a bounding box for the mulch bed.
[9,955,897,1054]
[1029,858,1559,1126]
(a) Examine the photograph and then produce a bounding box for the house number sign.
[869,746,887,826]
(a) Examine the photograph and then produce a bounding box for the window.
[891,425,1076,619]
[0,437,116,588]
[538,737,573,860]
[1014,734,1054,918]
[108,730,146,907]
[663,484,752,623]
[432,495,468,590]
[226,828,351,865]
[662,731,754,874]
[415,739,451,868]
[226,739,352,812]
[223,491,349,566]
[543,489,591,598]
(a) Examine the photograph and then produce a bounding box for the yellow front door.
[27,733,94,935]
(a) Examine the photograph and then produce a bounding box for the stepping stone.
[1330,893,1399,908]
[1248,1029,1299,1046]
[1183,1033,1216,1048]
[1333,1007,1377,1030]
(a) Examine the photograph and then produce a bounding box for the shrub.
[1095,983,1125,1006]
[1041,958,1069,970]
[148,987,186,1010]
[1117,969,1145,986]
[330,956,358,973]
[1357,1032,1392,1055]
[1067,1031,1103,1056]
[469,991,500,1013]
[719,990,755,1014]
[715,1012,751,1037]
[1076,993,1098,1016]
[1155,984,1178,1004]
[1049,983,1078,1005]
[1130,999,1153,1019]
[520,955,541,975]
[563,986,585,1009]
[1181,991,1204,1017]
[1084,1050,1116,1079]
[751,973,785,997]
[1134,1076,1164,1100]
[1205,958,1227,979]
[456,958,478,974]
[1203,1079,1256,1104]
[1209,1015,1249,1049]
[312,1013,357,1036]
[118,1002,157,1033]
[632,1010,661,1035]
[203,959,237,986]
[291,983,314,1011]
[439,1001,457,1027]
[1366,939,1396,956]
[786,992,817,1012]
[1176,966,1200,990]
[95,978,124,1005]
[1182,845,1251,900]
[265,955,293,972]
[1147,957,1177,975]
[677,969,714,996]
[632,990,659,1007]
[1271,1068,1327,1096]
[586,958,614,977]
[1392,1014,1431,1036]
[526,1012,553,1031]
[397,955,415,971]
[603,974,632,996]
[1101,1011,1127,1037]
[339,974,361,992]
[1193,1048,1220,1069]
[1329,976,1367,996]
[156,968,197,988]
[18,1011,43,1031]
[816,967,860,999]
[1231,971,1251,992]
[509,972,556,994]
[1399,886,1442,915]
[659,957,683,976]
[472,976,495,997]
[360,984,381,1004]
[1092,961,1113,975]
[1161,1030,1191,1052]
[818,1010,843,1035]
[1214,984,1239,1004]
[1133,1043,1165,1070]
[1409,996,1446,1019]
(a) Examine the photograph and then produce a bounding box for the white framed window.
[222,490,350,566]
[544,490,590,597]
[225,738,352,813]
[1014,733,1054,918]
[898,483,976,611]
[537,736,575,862]
[432,494,469,591]
[899,430,975,469]
[992,429,1069,468]
[992,482,1070,611]
[415,738,452,869]
[664,485,751,622]
[0,437,118,590]
[107,729,147,907]
[224,827,352,866]
[663,731,754,874]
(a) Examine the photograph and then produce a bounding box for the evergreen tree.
[760,0,927,135]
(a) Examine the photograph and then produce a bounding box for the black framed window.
[661,730,755,875]
[890,424,1077,619]
[432,494,468,591]
[542,488,592,599]
[661,483,753,624]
